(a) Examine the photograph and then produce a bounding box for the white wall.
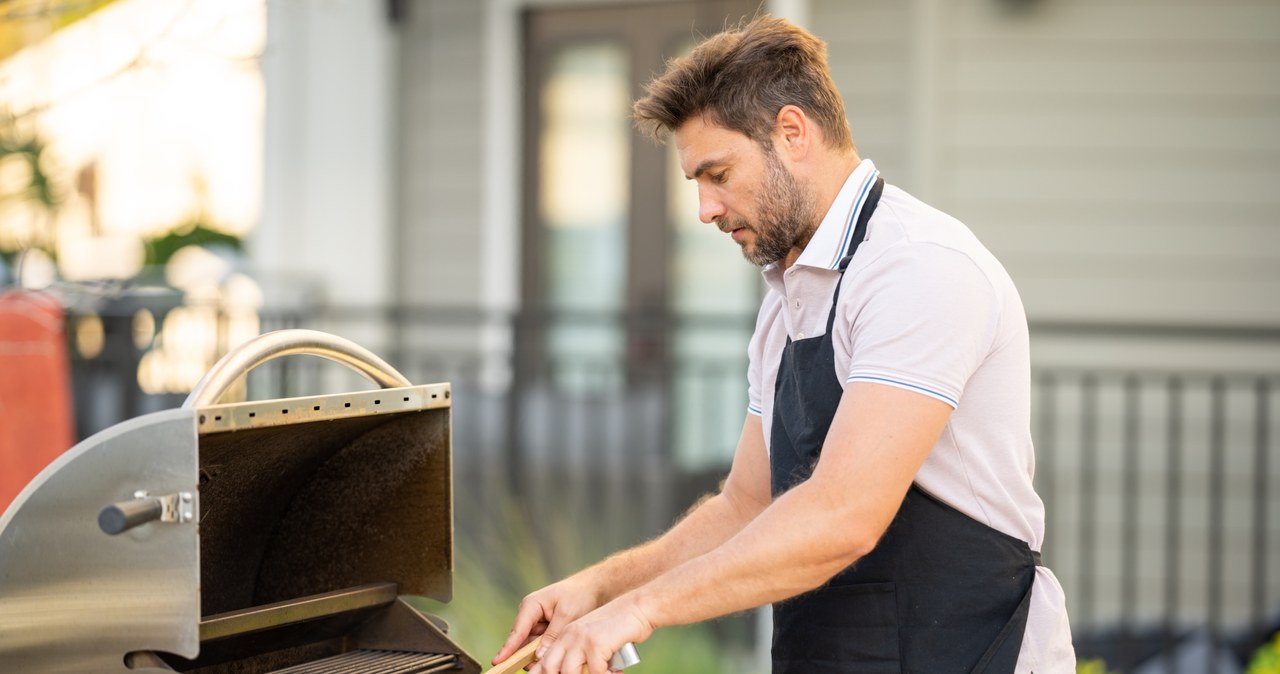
[395,0,490,309]
[257,0,398,311]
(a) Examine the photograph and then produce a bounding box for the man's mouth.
[719,221,748,242]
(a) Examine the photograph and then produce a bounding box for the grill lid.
[196,383,456,616]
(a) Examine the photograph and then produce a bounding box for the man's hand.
[493,574,603,667]
[528,594,653,674]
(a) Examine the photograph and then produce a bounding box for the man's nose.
[698,188,725,225]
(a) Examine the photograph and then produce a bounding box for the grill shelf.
[269,650,459,673]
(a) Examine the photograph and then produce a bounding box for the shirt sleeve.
[842,244,1001,409]
[747,318,765,418]
[746,291,778,417]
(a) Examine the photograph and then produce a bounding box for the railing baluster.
[1207,377,1225,674]
[1038,372,1057,559]
[1079,374,1098,629]
[702,364,718,468]
[1164,375,1183,673]
[1120,373,1140,671]
[1253,377,1271,646]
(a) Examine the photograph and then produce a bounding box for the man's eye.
[711,171,728,184]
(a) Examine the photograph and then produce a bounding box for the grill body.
[0,409,201,672]
[0,331,481,674]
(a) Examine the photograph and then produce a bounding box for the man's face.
[674,116,819,267]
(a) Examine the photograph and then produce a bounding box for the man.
[495,15,1074,674]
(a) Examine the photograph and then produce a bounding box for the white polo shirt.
[746,159,1075,672]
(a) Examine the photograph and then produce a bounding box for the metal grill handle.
[183,329,411,408]
[98,497,162,535]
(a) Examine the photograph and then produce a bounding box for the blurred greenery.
[142,221,242,268]
[410,496,732,674]
[1076,658,1116,674]
[1247,632,1280,674]
[0,134,57,209]
[0,124,59,268]
[0,119,242,281]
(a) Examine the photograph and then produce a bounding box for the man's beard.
[721,148,819,267]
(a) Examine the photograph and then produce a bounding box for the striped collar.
[791,158,880,271]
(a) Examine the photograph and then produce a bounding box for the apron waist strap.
[972,551,1042,672]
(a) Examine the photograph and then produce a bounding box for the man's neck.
[813,150,863,220]
[781,150,863,271]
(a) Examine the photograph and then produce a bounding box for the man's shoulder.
[857,185,1003,284]
[876,184,977,246]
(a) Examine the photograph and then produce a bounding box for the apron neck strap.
[836,176,885,273]
[825,176,885,336]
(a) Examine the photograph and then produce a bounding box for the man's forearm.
[626,475,879,629]
[581,486,762,603]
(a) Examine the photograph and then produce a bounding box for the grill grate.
[268,649,459,673]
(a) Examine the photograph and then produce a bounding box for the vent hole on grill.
[403,396,409,402]
[199,414,206,424]
[344,402,351,408]
[249,412,256,418]
[215,415,222,421]
[445,390,450,399]
[313,405,320,411]
[282,409,289,414]
[374,399,381,405]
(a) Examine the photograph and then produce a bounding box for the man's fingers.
[537,613,575,656]
[494,628,533,664]
[493,601,548,664]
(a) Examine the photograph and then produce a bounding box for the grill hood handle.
[183,329,411,408]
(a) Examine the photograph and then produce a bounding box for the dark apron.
[770,177,1042,674]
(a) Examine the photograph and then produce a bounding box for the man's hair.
[632,15,853,150]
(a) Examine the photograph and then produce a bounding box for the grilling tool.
[484,637,640,674]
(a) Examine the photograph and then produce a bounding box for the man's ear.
[774,105,810,161]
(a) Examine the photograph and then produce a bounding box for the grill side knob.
[98,497,163,535]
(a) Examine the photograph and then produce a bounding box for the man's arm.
[531,382,952,674]
[492,413,772,665]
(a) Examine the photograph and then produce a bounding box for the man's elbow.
[797,520,884,587]
[829,526,881,570]
[812,489,892,573]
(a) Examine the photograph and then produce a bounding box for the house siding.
[397,0,488,308]
[814,0,1280,330]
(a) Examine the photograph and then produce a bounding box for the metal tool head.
[608,642,641,670]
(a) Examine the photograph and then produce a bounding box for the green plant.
[1247,632,1280,674]
[1076,658,1116,674]
[0,123,60,267]
[142,220,242,268]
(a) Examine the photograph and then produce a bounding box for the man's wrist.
[575,561,617,605]
[625,586,662,635]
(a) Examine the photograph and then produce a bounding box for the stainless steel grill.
[0,330,481,674]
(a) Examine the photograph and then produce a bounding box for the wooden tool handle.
[484,637,541,674]
[484,637,598,674]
